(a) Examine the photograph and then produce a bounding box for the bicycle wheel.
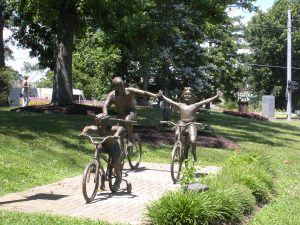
[82,161,99,203]
[127,133,142,169]
[170,141,183,184]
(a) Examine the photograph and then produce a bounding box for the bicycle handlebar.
[109,117,137,123]
[79,134,119,145]
[160,120,203,127]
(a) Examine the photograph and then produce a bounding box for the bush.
[221,154,276,204]
[146,153,275,225]
[146,185,256,225]
[0,67,19,106]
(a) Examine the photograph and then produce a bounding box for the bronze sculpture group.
[80,76,221,199]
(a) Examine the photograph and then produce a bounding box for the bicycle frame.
[161,120,202,183]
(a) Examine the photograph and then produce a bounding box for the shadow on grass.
[0,110,93,155]
[208,112,300,149]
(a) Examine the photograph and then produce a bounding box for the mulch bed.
[11,103,102,115]
[11,104,239,151]
[135,126,238,150]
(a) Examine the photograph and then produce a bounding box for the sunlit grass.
[1,107,300,224]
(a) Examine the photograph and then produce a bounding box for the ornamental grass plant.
[146,153,275,225]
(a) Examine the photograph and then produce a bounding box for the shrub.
[222,154,276,204]
[146,153,275,224]
[0,67,19,106]
[179,160,197,188]
[146,185,256,225]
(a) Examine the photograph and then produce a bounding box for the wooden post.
[238,101,248,113]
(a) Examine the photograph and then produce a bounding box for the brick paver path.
[0,163,180,225]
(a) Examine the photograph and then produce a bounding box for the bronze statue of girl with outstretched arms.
[161,87,222,162]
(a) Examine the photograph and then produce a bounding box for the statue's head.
[181,87,195,103]
[95,114,111,129]
[24,75,29,80]
[112,77,125,92]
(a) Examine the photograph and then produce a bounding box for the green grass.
[0,109,95,195]
[0,210,123,225]
[1,107,300,224]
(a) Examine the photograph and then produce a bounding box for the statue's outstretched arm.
[80,125,98,136]
[194,91,222,109]
[162,95,179,107]
[127,87,158,98]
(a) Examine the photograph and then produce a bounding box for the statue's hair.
[95,114,111,128]
[112,77,124,86]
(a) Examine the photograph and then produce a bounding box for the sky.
[4,0,276,83]
[228,0,276,24]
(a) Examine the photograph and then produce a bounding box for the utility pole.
[287,9,292,121]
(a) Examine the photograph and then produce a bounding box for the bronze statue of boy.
[99,77,160,146]
[80,114,125,190]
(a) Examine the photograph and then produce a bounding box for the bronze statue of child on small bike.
[80,114,125,190]
[160,87,222,162]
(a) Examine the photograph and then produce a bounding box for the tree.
[206,16,248,101]
[245,0,300,109]
[147,0,256,98]
[9,0,256,107]
[0,1,4,68]
[10,0,148,105]
[0,67,19,105]
[0,0,14,68]
[72,30,121,100]
[10,0,79,105]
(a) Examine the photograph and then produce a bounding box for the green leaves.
[72,30,121,100]
[245,0,300,109]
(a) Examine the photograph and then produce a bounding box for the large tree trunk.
[161,63,171,121]
[0,4,5,68]
[141,68,150,105]
[52,1,76,105]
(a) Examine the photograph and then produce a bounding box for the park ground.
[0,106,300,224]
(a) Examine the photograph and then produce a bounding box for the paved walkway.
[0,163,179,225]
[0,162,221,224]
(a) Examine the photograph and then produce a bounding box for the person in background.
[22,75,30,107]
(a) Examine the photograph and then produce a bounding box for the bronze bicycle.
[160,121,203,184]
[80,118,142,203]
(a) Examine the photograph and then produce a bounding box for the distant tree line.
[1,0,264,107]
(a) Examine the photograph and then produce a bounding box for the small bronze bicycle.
[160,121,203,184]
[81,118,142,203]
[81,134,133,203]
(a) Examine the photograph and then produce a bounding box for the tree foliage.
[72,30,121,100]
[245,0,300,109]
[0,67,19,105]
[8,0,256,105]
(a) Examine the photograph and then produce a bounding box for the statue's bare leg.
[111,145,122,190]
[125,112,136,149]
[188,124,198,162]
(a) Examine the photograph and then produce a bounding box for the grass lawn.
[0,107,300,224]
